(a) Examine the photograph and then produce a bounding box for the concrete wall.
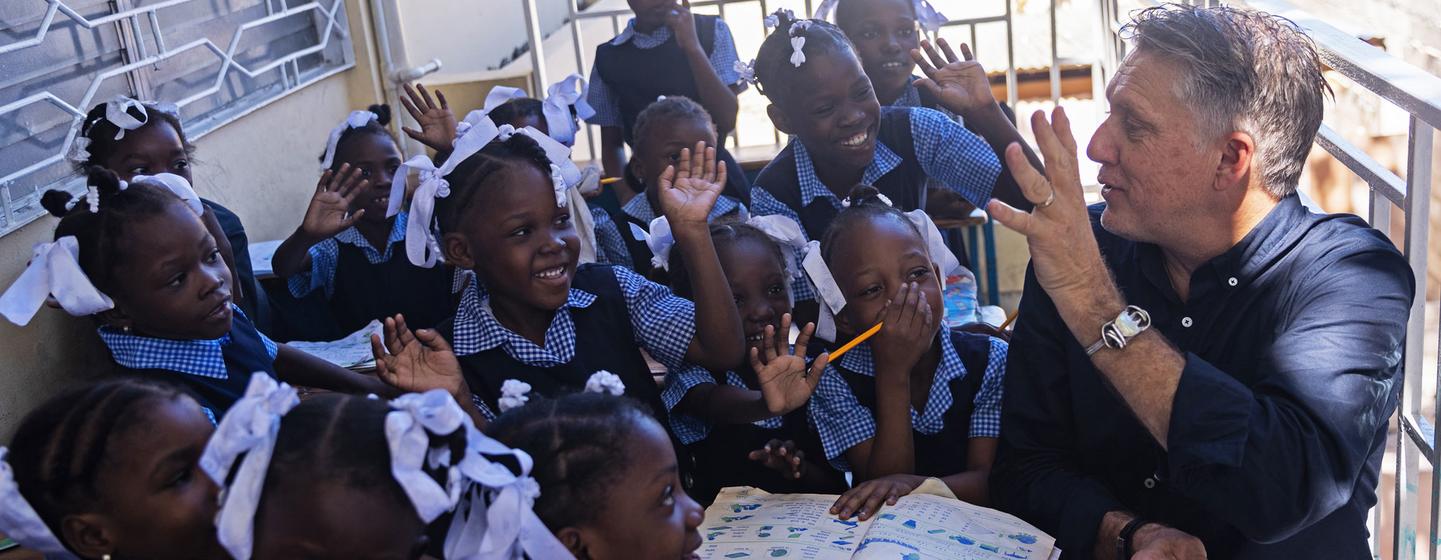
[0,0,388,439]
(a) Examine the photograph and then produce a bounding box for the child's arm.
[274,343,394,397]
[658,143,746,371]
[667,1,741,135]
[830,437,997,520]
[369,314,488,428]
[848,283,937,482]
[398,83,458,154]
[272,166,369,278]
[912,38,1041,211]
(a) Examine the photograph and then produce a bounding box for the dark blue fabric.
[992,195,1414,558]
[119,308,278,416]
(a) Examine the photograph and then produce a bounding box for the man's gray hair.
[1122,4,1331,197]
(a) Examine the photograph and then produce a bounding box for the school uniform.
[586,15,751,204]
[437,263,703,422]
[99,305,277,420]
[750,106,1001,300]
[285,211,456,339]
[601,192,747,277]
[663,364,849,503]
[808,328,1007,476]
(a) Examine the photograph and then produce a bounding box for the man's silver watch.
[1085,305,1151,356]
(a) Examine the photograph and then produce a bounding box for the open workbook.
[699,486,1060,560]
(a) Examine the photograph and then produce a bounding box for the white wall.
[387,0,573,81]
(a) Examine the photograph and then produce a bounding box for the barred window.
[0,0,354,236]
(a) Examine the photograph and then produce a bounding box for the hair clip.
[318,110,380,172]
[498,379,533,413]
[789,35,807,67]
[0,236,114,326]
[584,370,625,396]
[840,192,892,207]
[734,59,758,85]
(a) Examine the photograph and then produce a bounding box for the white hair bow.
[498,379,533,413]
[745,214,809,280]
[0,448,79,559]
[393,114,500,268]
[812,0,947,34]
[130,173,205,216]
[638,216,676,272]
[387,390,571,559]
[68,97,181,162]
[199,374,301,560]
[585,370,626,396]
[542,74,596,145]
[318,110,380,172]
[789,36,807,67]
[0,236,114,326]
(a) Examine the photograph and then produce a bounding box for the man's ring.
[1037,188,1056,209]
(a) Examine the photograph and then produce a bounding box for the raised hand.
[912,38,996,118]
[870,282,938,378]
[301,164,368,241]
[829,473,926,520]
[665,0,701,50]
[657,141,726,227]
[985,107,1105,303]
[399,82,458,153]
[748,439,806,480]
[370,314,467,398]
[752,314,829,416]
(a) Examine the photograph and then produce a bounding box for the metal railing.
[1097,0,1440,558]
[0,0,354,237]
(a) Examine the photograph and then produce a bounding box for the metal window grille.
[0,0,355,237]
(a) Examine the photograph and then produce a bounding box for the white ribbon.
[484,86,529,118]
[542,74,596,145]
[498,379,533,413]
[584,370,626,396]
[199,374,301,560]
[130,173,205,215]
[734,59,758,85]
[0,448,79,559]
[802,240,847,342]
[103,96,148,139]
[902,209,962,278]
[745,215,808,279]
[638,216,675,272]
[395,114,502,267]
[812,0,947,34]
[764,8,794,29]
[318,110,379,172]
[789,36,808,67]
[386,390,468,523]
[0,236,114,326]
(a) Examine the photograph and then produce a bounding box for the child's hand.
[665,0,701,51]
[870,282,937,380]
[830,473,927,520]
[301,165,368,241]
[911,38,996,118]
[399,82,458,153]
[370,314,467,398]
[748,439,807,480]
[753,314,829,416]
[657,141,726,228]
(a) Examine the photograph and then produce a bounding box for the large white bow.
[318,110,379,171]
[0,236,114,326]
[542,74,596,145]
[745,215,808,279]
[199,374,301,560]
[69,97,180,162]
[812,0,947,33]
[0,448,79,559]
[130,173,205,215]
[394,114,502,267]
[638,216,676,271]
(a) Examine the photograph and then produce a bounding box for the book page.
[284,320,382,369]
[698,487,874,560]
[853,493,1057,560]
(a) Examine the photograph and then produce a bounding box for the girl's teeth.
[536,268,564,279]
[842,133,867,147]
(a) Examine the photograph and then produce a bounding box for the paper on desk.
[285,320,383,370]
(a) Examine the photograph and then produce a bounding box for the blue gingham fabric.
[287,212,411,299]
[591,207,635,268]
[97,305,278,380]
[807,330,1008,471]
[585,18,743,128]
[891,75,960,123]
[661,367,786,444]
[622,192,746,224]
[449,265,697,372]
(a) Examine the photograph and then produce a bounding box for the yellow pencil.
[600,176,622,185]
[999,309,1020,331]
[829,322,884,361]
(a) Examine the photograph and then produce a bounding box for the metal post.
[522,0,550,97]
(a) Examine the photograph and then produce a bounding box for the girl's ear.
[61,513,114,559]
[441,232,475,270]
[766,103,794,136]
[629,158,646,187]
[556,527,588,559]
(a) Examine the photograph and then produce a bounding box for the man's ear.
[556,527,589,559]
[442,232,475,270]
[767,103,794,136]
[61,513,114,559]
[1215,131,1257,193]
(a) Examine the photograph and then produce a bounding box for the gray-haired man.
[987,4,1414,558]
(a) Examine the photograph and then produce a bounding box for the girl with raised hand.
[0,168,392,415]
